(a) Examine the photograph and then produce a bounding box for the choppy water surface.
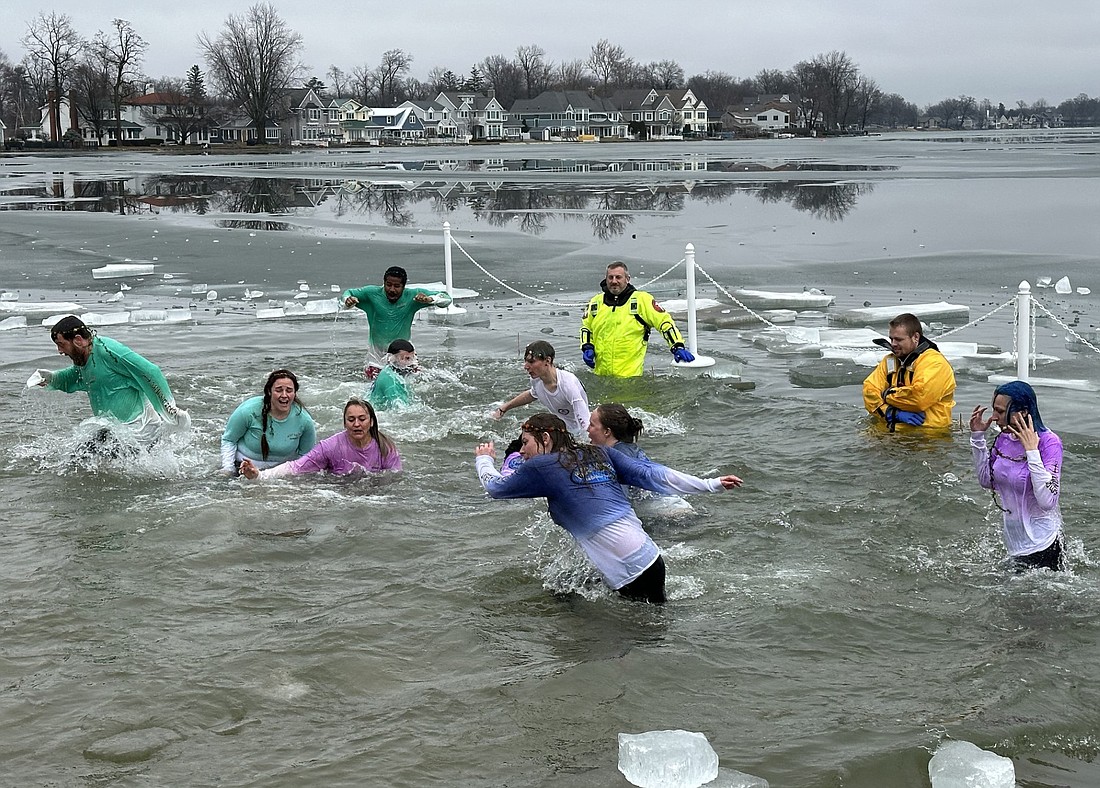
[2,130,1100,787]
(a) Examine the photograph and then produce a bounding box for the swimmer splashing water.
[474,413,742,603]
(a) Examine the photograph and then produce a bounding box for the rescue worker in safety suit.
[580,262,695,378]
[862,312,956,431]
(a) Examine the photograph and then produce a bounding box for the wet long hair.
[260,369,304,460]
[987,380,1048,512]
[521,412,610,483]
[344,397,396,459]
[594,403,644,444]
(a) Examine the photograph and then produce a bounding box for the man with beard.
[579,261,694,377]
[37,315,188,445]
[342,265,452,355]
[862,312,956,431]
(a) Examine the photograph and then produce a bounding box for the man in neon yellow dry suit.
[579,261,694,377]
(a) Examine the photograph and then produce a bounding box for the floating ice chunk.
[293,292,309,299]
[330,284,340,292]
[0,315,28,330]
[1036,276,1052,287]
[206,291,218,301]
[82,311,131,326]
[162,273,174,280]
[1,292,18,301]
[617,730,719,788]
[708,767,770,787]
[120,283,131,291]
[303,298,339,315]
[299,283,310,291]
[928,740,1014,788]
[191,284,208,294]
[105,291,124,303]
[1077,287,1091,295]
[1054,276,1072,294]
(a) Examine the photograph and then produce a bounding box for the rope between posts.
[1033,299,1100,358]
[936,297,1016,338]
[450,235,684,308]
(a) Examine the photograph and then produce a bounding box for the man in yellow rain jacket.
[580,261,694,378]
[862,313,956,431]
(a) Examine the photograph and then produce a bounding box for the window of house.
[309,109,320,121]
[645,112,653,121]
[267,128,279,139]
[757,115,768,122]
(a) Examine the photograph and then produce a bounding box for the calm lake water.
[2,131,1100,787]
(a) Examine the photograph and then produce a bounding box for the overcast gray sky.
[4,1,1097,108]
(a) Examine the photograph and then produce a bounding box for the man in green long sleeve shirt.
[40,315,188,444]
[341,265,452,355]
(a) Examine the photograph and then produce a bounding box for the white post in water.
[436,221,466,315]
[1016,280,1031,380]
[673,243,715,369]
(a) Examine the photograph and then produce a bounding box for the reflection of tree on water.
[338,184,414,227]
[218,178,299,216]
[753,180,873,221]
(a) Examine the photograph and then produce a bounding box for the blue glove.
[581,346,596,369]
[893,409,925,426]
[671,346,695,364]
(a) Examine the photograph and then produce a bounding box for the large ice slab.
[732,288,835,309]
[928,740,1014,788]
[0,301,82,316]
[833,301,970,325]
[92,262,155,279]
[618,730,719,788]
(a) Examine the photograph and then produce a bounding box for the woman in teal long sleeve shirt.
[221,369,317,474]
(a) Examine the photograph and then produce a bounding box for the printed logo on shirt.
[571,467,615,485]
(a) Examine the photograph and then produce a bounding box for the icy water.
[2,131,1100,787]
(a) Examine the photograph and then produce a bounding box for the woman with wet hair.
[221,369,316,475]
[474,413,741,604]
[970,380,1067,570]
[242,398,400,479]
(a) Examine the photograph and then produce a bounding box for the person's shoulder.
[1038,429,1063,448]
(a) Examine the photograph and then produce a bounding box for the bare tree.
[326,65,348,98]
[480,54,523,106]
[555,59,590,91]
[587,39,627,96]
[70,60,111,142]
[91,19,147,147]
[22,12,83,141]
[645,60,684,90]
[850,76,881,130]
[197,2,303,142]
[753,68,796,96]
[376,49,412,105]
[350,64,375,103]
[515,44,552,99]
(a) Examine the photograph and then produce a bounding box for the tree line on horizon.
[4,3,1098,144]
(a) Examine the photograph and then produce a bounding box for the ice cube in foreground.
[618,729,719,788]
[928,740,1014,788]
[709,767,769,787]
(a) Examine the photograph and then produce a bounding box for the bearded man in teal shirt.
[341,266,452,355]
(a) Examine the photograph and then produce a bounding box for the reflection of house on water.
[2,166,876,230]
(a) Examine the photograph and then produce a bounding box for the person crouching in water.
[474,413,742,604]
[368,339,419,411]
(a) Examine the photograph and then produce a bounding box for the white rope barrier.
[450,235,684,309]
[1033,299,1100,358]
[440,229,1100,369]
